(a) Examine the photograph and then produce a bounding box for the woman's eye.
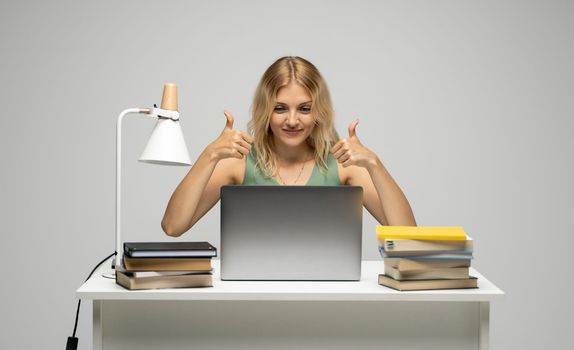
[274,106,287,113]
[299,106,311,114]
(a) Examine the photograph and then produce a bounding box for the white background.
[0,1,572,349]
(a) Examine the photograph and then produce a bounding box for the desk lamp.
[114,83,191,269]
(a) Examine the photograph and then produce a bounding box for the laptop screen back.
[220,186,363,281]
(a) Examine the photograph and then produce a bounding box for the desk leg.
[479,302,490,350]
[93,300,102,350]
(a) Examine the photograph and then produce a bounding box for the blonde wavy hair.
[247,56,340,177]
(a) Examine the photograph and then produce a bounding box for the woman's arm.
[161,111,253,236]
[332,120,416,226]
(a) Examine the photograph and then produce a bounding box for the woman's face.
[269,82,315,149]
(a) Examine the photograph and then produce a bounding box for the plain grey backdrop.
[1,0,572,349]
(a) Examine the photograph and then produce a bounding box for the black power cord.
[66,252,116,350]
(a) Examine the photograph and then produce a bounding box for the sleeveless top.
[242,149,342,186]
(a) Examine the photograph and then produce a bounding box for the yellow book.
[377,226,467,241]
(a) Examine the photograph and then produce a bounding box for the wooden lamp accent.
[160,83,178,111]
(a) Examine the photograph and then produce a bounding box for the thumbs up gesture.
[331,119,377,169]
[207,110,254,161]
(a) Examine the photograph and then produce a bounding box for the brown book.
[116,270,213,290]
[384,258,471,272]
[384,265,469,280]
[378,274,478,291]
[123,257,212,271]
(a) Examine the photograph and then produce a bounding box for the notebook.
[123,241,217,258]
[220,186,363,281]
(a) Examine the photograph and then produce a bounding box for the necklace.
[277,157,309,185]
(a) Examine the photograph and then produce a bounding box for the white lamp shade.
[139,118,191,165]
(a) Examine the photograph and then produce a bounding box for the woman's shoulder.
[335,161,368,185]
[216,156,247,185]
[335,162,349,185]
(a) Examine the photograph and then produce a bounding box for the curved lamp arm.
[116,108,151,269]
[115,106,190,269]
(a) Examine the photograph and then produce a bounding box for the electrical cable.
[66,252,116,350]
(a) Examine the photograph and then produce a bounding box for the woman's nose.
[285,111,299,127]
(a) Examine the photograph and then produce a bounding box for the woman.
[162,56,416,237]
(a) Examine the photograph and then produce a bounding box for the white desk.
[77,260,503,350]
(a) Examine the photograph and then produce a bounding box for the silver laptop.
[220,186,363,281]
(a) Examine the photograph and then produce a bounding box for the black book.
[124,241,217,258]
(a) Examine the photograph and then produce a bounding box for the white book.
[129,270,212,278]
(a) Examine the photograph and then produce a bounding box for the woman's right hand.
[206,110,254,161]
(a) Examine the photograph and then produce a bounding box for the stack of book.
[115,241,217,290]
[377,226,478,291]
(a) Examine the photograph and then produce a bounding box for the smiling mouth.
[282,129,304,137]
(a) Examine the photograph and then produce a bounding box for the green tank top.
[243,149,342,186]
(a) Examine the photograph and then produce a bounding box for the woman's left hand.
[331,119,378,170]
